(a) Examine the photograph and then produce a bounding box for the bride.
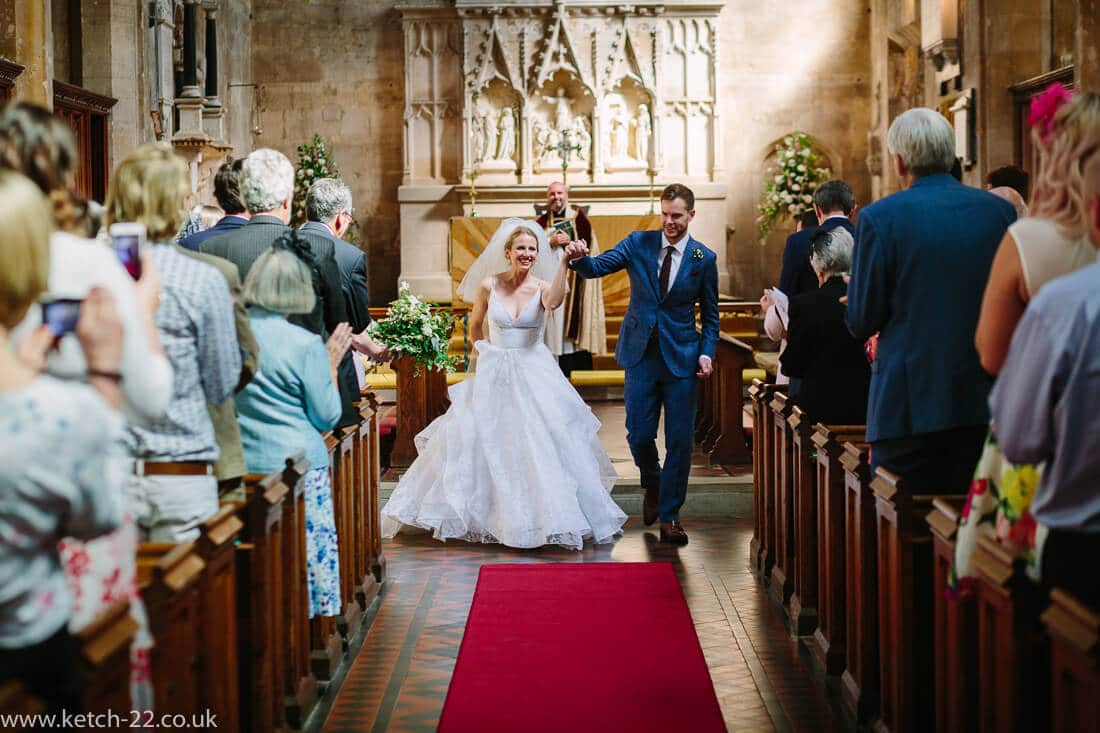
[380,219,626,550]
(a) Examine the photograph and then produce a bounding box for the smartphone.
[41,298,83,338]
[109,222,146,280]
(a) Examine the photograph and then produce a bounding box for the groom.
[566,184,719,545]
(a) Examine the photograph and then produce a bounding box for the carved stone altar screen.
[398,1,728,302]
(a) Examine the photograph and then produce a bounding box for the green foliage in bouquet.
[292,134,340,227]
[756,132,831,241]
[366,282,459,374]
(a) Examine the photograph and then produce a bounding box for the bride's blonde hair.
[1029,92,1100,239]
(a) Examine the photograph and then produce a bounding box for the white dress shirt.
[659,232,688,293]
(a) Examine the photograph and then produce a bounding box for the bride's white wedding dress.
[380,282,626,550]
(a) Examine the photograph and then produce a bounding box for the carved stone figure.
[552,87,573,134]
[496,107,516,161]
[573,117,591,162]
[471,115,487,163]
[608,106,629,159]
[482,110,498,164]
[632,104,651,163]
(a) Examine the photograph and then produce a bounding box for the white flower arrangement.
[756,132,831,241]
[365,282,458,374]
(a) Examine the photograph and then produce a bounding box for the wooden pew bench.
[768,391,796,608]
[806,422,865,671]
[840,440,877,722]
[748,379,782,577]
[1043,588,1100,733]
[926,497,977,733]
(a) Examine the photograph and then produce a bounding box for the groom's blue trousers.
[624,338,697,522]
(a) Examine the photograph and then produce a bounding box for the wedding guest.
[0,104,167,706]
[203,148,348,341]
[781,227,869,424]
[846,108,1016,493]
[179,158,249,251]
[235,242,353,617]
[954,89,1100,586]
[300,178,390,427]
[778,180,856,300]
[104,143,240,542]
[0,171,125,714]
[989,186,1029,219]
[990,139,1100,606]
[986,163,1030,202]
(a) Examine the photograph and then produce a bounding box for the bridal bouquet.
[756,132,831,241]
[366,282,459,374]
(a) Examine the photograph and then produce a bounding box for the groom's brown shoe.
[659,521,689,546]
[642,480,659,526]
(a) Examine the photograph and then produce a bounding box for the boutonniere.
[691,248,704,261]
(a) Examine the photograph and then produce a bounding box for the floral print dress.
[303,467,342,617]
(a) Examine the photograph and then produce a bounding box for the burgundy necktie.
[659,245,673,296]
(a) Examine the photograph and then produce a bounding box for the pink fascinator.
[1028,83,1075,144]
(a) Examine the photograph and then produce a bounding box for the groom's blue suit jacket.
[571,230,720,378]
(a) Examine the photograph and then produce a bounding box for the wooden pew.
[1042,589,1100,733]
[77,598,138,718]
[696,333,753,466]
[0,683,44,730]
[748,379,781,577]
[768,391,796,608]
[195,505,243,733]
[926,498,977,733]
[840,441,878,722]
[138,541,205,723]
[872,468,944,733]
[357,395,384,593]
[809,423,865,674]
[279,455,317,728]
[390,356,449,468]
[971,529,1049,733]
[787,406,817,635]
[334,426,362,635]
[233,472,289,733]
[758,384,788,581]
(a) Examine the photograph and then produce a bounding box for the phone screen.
[112,233,142,280]
[41,299,82,338]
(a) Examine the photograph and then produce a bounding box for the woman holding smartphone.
[0,170,127,714]
[0,102,170,709]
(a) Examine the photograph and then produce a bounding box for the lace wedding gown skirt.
[380,286,625,550]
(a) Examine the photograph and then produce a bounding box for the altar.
[394,0,729,304]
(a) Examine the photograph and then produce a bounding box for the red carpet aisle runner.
[437,562,727,733]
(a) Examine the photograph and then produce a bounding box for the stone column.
[180,0,202,98]
[1078,0,1100,92]
[10,0,51,105]
[149,0,175,140]
[201,2,226,142]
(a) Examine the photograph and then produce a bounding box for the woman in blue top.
[236,236,352,618]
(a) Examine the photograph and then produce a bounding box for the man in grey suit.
[300,178,390,426]
[202,148,348,341]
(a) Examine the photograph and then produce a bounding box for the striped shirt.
[126,243,240,462]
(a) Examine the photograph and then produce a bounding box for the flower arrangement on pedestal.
[756,132,831,241]
[366,282,459,374]
[292,134,340,227]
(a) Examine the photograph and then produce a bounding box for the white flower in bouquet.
[797,164,807,172]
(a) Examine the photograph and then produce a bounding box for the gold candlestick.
[469,170,479,218]
[647,169,656,215]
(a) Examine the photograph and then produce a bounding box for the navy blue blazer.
[571,230,720,378]
[178,214,247,252]
[778,216,855,298]
[846,174,1016,442]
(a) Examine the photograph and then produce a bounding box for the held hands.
[325,323,354,371]
[563,239,590,261]
[549,230,571,248]
[696,354,713,379]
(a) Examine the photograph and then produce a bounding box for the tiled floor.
[321,519,851,733]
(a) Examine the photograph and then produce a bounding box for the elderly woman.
[0,171,125,713]
[235,237,352,618]
[780,227,870,425]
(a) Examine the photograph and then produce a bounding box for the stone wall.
[251,0,872,302]
[251,0,406,305]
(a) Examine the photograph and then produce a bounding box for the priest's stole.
[449,214,661,311]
